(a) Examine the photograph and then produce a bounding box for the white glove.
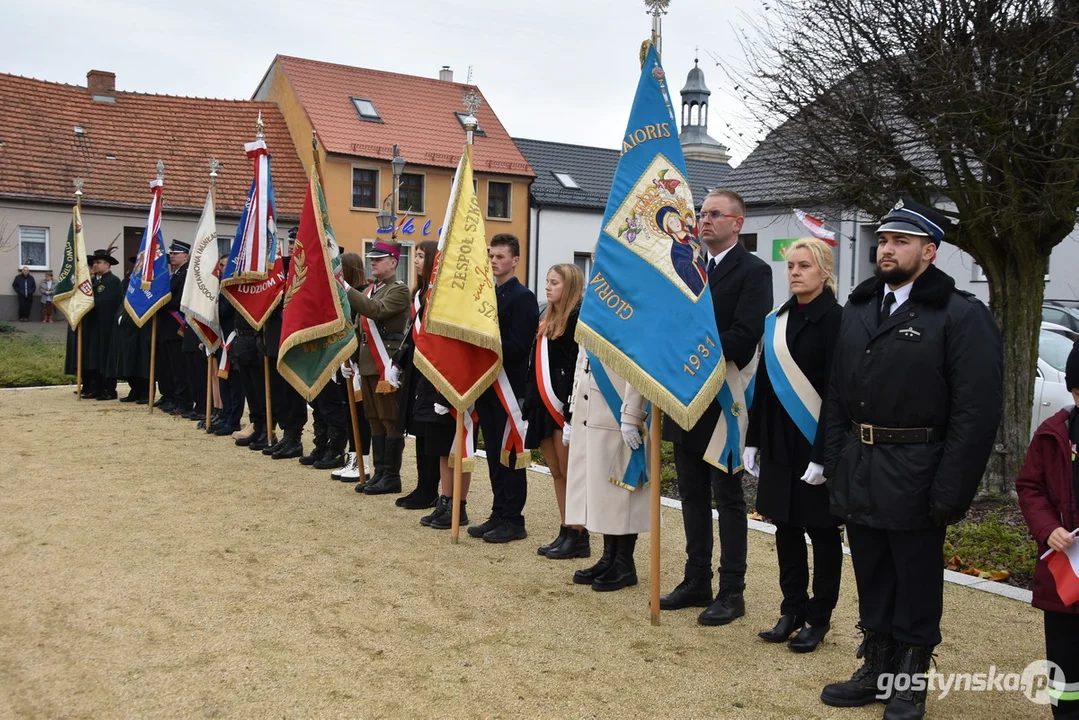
[620,422,642,450]
[434,403,449,416]
[742,447,760,478]
[801,462,826,486]
[562,423,572,446]
[339,275,352,292]
[340,362,354,380]
[387,364,402,389]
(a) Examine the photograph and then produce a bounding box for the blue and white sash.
[763,308,821,445]
[704,352,759,474]
[586,351,649,491]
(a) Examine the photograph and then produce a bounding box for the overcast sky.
[3,0,768,164]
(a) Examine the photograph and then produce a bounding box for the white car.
[1033,325,1076,436]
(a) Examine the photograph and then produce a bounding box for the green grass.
[944,507,1038,588]
[0,324,74,387]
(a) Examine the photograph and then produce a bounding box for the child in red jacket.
[1017,339,1079,718]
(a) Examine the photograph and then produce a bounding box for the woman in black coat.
[744,238,843,653]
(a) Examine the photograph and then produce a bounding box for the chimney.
[439,65,453,82]
[87,70,115,98]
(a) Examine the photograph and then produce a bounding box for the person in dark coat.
[1017,341,1079,720]
[83,249,122,400]
[468,234,539,544]
[111,257,153,404]
[660,189,773,628]
[260,251,307,460]
[212,256,245,434]
[155,240,190,414]
[744,238,843,654]
[522,264,586,559]
[12,266,36,321]
[820,198,1003,719]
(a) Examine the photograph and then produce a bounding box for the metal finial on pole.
[208,158,221,182]
[155,160,165,183]
[255,110,265,140]
[73,178,84,209]
[644,0,669,54]
[462,88,481,146]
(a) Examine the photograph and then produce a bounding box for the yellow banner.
[424,145,502,356]
[53,205,95,329]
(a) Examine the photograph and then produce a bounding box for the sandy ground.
[0,387,1048,719]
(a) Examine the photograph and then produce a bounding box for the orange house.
[254,56,535,286]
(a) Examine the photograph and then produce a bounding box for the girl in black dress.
[744,238,844,653]
[524,263,586,559]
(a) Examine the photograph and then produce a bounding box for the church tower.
[679,57,731,164]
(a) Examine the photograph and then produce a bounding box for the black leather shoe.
[430,500,468,529]
[214,424,240,437]
[483,521,527,544]
[759,614,804,643]
[235,426,263,447]
[262,435,284,455]
[574,535,616,585]
[421,496,450,527]
[153,397,169,408]
[538,527,569,556]
[788,623,829,653]
[136,394,149,405]
[271,436,303,460]
[119,392,139,403]
[249,432,273,452]
[698,590,746,626]
[881,644,933,719]
[468,516,502,538]
[397,491,439,510]
[591,535,637,592]
[659,576,713,610]
[96,391,118,400]
[546,528,591,560]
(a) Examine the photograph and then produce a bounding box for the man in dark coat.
[820,198,1003,719]
[468,233,539,543]
[155,240,190,414]
[111,257,153,404]
[83,249,122,399]
[12,266,36,321]
[660,189,773,626]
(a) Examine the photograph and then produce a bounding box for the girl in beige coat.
[563,347,651,591]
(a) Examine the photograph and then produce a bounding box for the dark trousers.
[235,350,265,427]
[1045,611,1079,718]
[223,371,245,427]
[157,338,186,407]
[846,522,946,646]
[414,431,441,488]
[184,351,207,413]
[127,377,148,399]
[348,400,372,454]
[774,522,843,627]
[83,369,115,395]
[17,295,32,320]
[674,443,747,592]
[269,360,307,432]
[476,390,528,526]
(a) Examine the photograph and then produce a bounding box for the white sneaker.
[364,455,373,477]
[332,452,360,480]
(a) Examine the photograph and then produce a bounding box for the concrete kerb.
[486,449,1034,605]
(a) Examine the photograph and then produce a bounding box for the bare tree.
[736,0,1079,492]
[0,216,15,255]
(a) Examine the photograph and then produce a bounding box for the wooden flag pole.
[76,324,83,400]
[205,157,221,435]
[650,408,663,626]
[204,354,213,430]
[264,356,275,444]
[148,316,158,414]
[345,375,365,481]
[451,411,464,544]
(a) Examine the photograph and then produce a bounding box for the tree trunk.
[981,248,1048,495]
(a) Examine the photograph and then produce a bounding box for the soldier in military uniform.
[819,198,1003,719]
[343,241,410,495]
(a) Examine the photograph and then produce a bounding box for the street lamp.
[376,144,406,238]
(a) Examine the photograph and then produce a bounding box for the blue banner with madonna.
[575,42,725,431]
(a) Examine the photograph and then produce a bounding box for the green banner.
[772,238,798,262]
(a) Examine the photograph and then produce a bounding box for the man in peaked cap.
[819,198,1003,719]
[154,240,191,414]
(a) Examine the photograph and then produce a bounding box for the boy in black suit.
[661,189,773,626]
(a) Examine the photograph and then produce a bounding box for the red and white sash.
[492,369,531,470]
[216,331,238,379]
[360,284,394,393]
[534,333,565,428]
[447,405,480,472]
[410,291,422,339]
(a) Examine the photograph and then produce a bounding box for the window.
[363,240,412,285]
[217,236,231,259]
[352,167,379,209]
[18,226,48,269]
[1043,307,1071,327]
[739,233,758,252]
[487,181,511,220]
[553,172,580,189]
[350,97,382,122]
[398,173,425,214]
[454,112,486,136]
[573,252,593,279]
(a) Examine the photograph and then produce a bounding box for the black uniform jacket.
[823,265,1003,530]
[747,289,842,527]
[663,241,773,450]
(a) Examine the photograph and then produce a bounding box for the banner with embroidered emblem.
[220,137,285,329]
[587,351,649,490]
[277,168,358,402]
[53,205,95,329]
[762,307,821,444]
[703,356,759,473]
[124,174,172,327]
[575,41,724,431]
[180,190,222,352]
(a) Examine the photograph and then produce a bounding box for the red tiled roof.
[270,56,534,178]
[0,72,307,217]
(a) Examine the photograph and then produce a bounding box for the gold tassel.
[375,380,395,394]
[447,453,475,474]
[515,453,532,470]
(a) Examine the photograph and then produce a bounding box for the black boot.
[882,644,934,719]
[759,614,804,643]
[573,534,616,585]
[592,534,638,592]
[421,496,451,527]
[698,589,746,626]
[546,528,591,560]
[430,499,468,529]
[357,435,386,492]
[788,623,830,653]
[247,426,271,451]
[261,430,284,455]
[538,526,570,556]
[272,428,304,459]
[236,423,263,447]
[363,436,404,494]
[313,427,347,469]
[299,424,328,466]
[660,574,713,610]
[821,627,897,707]
[397,452,440,509]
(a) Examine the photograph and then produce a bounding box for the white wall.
[0,200,241,320]
[528,205,603,291]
